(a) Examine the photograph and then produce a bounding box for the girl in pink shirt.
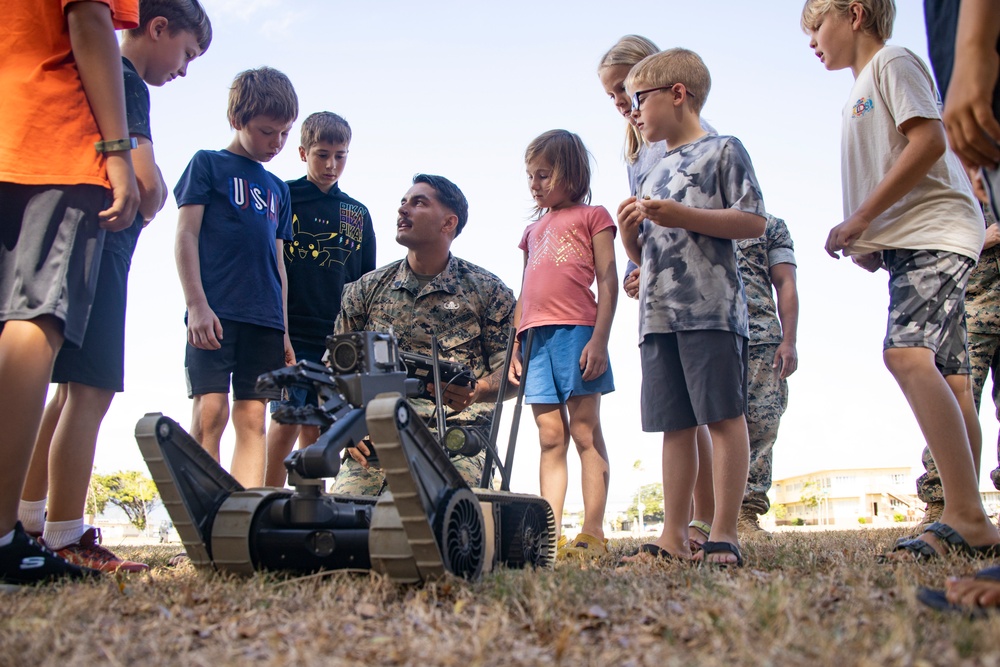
[508,129,618,559]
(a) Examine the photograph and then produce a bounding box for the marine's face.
[396,183,452,248]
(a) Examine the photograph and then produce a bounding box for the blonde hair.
[626,48,711,115]
[598,35,659,164]
[524,130,592,218]
[227,66,298,129]
[800,0,894,41]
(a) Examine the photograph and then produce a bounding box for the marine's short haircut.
[524,129,592,218]
[800,0,895,42]
[127,0,213,52]
[412,174,469,237]
[626,48,711,115]
[300,112,352,150]
[227,66,299,129]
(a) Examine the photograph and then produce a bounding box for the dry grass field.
[2,527,999,667]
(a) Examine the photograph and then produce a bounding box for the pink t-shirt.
[517,204,616,334]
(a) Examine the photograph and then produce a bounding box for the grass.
[2,527,999,666]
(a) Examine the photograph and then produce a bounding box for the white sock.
[43,518,84,550]
[18,498,47,534]
[0,530,13,547]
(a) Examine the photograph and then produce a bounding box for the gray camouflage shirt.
[635,134,766,341]
[334,255,515,430]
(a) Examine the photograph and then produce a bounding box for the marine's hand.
[825,215,869,258]
[429,379,479,412]
[851,251,884,273]
[623,267,641,299]
[347,439,372,468]
[99,153,140,231]
[579,340,608,382]
[985,223,1000,251]
[773,341,798,380]
[187,303,223,350]
[942,47,1000,169]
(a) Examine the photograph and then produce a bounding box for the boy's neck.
[119,39,148,81]
[307,175,336,194]
[664,114,708,151]
[225,136,261,163]
[850,36,885,79]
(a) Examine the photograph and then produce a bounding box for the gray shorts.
[639,330,748,432]
[883,248,974,375]
[0,183,106,348]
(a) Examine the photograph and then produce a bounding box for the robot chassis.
[135,330,555,583]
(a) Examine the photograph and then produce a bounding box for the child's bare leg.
[691,424,714,545]
[41,383,114,522]
[264,420,299,487]
[946,373,982,478]
[566,393,609,540]
[533,403,570,538]
[651,427,698,558]
[702,414,749,564]
[191,392,229,462]
[22,384,69,503]
[884,347,999,548]
[0,317,63,532]
[231,398,267,487]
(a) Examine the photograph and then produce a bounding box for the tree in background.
[85,468,110,524]
[91,470,160,533]
[627,482,664,524]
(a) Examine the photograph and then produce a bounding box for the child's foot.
[561,533,608,559]
[917,565,1000,617]
[697,541,744,568]
[882,519,1000,562]
[51,527,149,573]
[688,520,711,553]
[619,539,691,564]
[555,534,569,560]
[0,522,99,590]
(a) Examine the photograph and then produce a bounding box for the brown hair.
[524,129,592,218]
[227,66,299,129]
[300,112,351,150]
[127,0,212,52]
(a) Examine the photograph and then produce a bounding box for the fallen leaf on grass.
[357,603,379,619]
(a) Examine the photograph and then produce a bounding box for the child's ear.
[299,146,307,162]
[148,16,169,40]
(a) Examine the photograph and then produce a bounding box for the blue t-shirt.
[174,149,293,331]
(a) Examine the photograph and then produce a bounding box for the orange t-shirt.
[0,0,139,188]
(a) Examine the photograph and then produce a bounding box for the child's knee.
[883,346,934,378]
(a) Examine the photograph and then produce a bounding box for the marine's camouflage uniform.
[736,215,796,515]
[917,208,1000,503]
[329,255,515,495]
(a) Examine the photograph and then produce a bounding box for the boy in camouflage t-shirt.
[618,48,766,566]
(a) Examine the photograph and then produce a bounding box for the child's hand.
[187,303,223,350]
[635,197,679,228]
[942,43,1000,169]
[579,340,608,382]
[283,334,296,366]
[99,153,140,232]
[623,266,641,299]
[617,196,643,236]
[851,252,884,272]
[508,349,522,387]
[825,214,870,258]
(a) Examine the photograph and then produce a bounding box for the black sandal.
[700,541,744,568]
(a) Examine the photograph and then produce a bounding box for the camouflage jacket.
[736,215,797,345]
[334,254,516,429]
[967,206,1000,334]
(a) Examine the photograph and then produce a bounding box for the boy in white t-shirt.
[802,0,1000,559]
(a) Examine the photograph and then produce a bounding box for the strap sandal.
[880,522,985,562]
[700,540,744,568]
[561,532,609,559]
[618,543,680,565]
[688,520,712,553]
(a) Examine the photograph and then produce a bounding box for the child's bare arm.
[580,229,619,382]
[944,0,1000,168]
[636,198,766,239]
[133,137,166,223]
[508,252,527,387]
[66,1,139,231]
[617,196,643,265]
[175,205,222,349]
[277,239,295,366]
[826,117,947,258]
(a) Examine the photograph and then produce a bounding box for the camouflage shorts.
[882,249,975,375]
[328,450,487,496]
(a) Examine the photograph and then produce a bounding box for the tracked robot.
[135,330,554,583]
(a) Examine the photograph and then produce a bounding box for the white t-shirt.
[841,45,984,260]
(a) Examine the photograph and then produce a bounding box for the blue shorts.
[269,340,326,414]
[522,325,614,404]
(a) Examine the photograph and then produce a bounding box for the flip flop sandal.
[562,533,609,559]
[880,522,989,562]
[688,520,712,553]
[700,541,744,568]
[917,565,1000,618]
[618,543,680,565]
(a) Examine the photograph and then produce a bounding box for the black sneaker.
[0,522,99,590]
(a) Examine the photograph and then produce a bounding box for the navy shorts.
[269,340,326,414]
[0,182,106,348]
[185,318,284,400]
[639,330,748,432]
[522,325,614,404]
[51,218,142,391]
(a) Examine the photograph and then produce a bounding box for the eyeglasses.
[630,84,695,112]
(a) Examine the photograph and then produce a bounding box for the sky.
[88,0,999,513]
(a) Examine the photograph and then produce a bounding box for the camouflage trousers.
[743,343,789,515]
[916,331,1000,503]
[329,449,486,496]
